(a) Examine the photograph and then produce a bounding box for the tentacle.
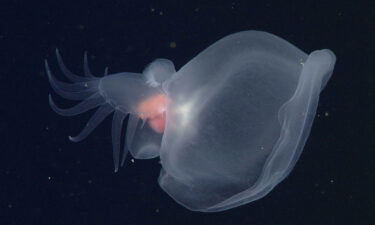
[69,104,114,142]
[49,93,104,117]
[56,49,92,83]
[111,110,126,172]
[141,118,147,129]
[45,60,97,100]
[46,60,98,92]
[121,113,140,167]
[104,67,108,76]
[84,52,96,78]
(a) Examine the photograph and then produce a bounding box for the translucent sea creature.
[46,31,336,212]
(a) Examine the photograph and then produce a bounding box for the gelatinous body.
[47,31,336,212]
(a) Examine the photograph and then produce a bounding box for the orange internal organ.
[136,94,168,133]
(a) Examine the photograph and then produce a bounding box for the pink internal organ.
[137,94,168,133]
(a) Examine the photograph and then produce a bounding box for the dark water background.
[1,0,374,224]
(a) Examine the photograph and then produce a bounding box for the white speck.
[169,41,176,48]
[48,176,52,180]
[330,179,334,183]
[131,159,135,163]
[324,111,329,117]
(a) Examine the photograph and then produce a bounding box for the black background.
[1,0,374,225]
